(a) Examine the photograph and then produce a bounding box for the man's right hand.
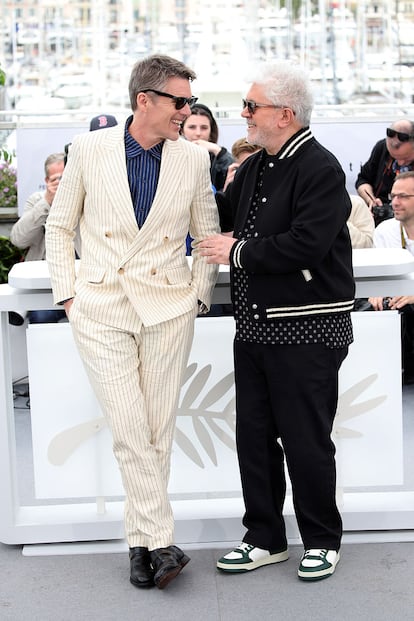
[45,173,62,205]
[358,184,382,210]
[368,296,388,311]
[63,298,74,317]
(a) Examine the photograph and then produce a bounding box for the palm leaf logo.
[47,368,386,471]
[175,363,236,467]
[334,373,387,439]
[47,362,236,468]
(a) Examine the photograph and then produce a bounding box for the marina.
[0,1,413,115]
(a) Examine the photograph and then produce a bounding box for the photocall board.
[27,312,402,502]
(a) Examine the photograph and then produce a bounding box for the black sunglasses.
[386,127,414,142]
[242,98,283,115]
[141,89,198,110]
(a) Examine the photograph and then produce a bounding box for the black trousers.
[234,340,348,552]
[402,310,414,383]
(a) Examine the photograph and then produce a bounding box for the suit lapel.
[97,126,138,234]
[140,139,187,229]
[121,140,189,258]
[95,133,189,257]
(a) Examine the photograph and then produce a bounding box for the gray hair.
[390,119,414,134]
[128,54,196,111]
[44,152,65,178]
[394,170,414,182]
[245,60,314,127]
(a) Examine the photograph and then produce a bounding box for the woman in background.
[181,103,233,191]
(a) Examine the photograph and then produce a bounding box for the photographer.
[11,152,65,263]
[9,115,116,323]
[368,171,414,384]
[10,152,69,323]
[356,118,414,226]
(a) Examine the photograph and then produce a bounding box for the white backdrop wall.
[218,117,391,197]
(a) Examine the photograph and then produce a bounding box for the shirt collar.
[277,127,312,160]
[124,115,163,160]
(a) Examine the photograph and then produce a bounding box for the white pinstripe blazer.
[45,123,220,330]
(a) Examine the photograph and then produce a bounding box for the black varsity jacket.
[218,128,355,323]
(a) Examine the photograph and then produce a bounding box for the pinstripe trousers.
[69,302,197,550]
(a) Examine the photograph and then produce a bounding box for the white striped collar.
[278,127,313,159]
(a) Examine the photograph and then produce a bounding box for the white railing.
[2,101,414,123]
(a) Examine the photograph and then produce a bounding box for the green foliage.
[0,236,24,284]
[0,66,5,87]
[0,149,18,209]
[281,0,303,18]
[1,147,13,163]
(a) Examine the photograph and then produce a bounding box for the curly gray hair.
[245,60,314,127]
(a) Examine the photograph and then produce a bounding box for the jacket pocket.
[78,265,106,284]
[165,265,192,285]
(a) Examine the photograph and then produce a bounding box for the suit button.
[151,268,157,275]
[252,304,258,309]
[253,314,259,320]
[105,231,112,238]
[118,267,124,275]
[163,236,169,242]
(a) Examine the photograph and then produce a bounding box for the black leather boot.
[129,547,155,588]
[168,545,191,568]
[149,547,188,589]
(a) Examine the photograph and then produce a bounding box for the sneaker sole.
[217,549,289,573]
[155,564,184,589]
[298,553,340,581]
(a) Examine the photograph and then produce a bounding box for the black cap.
[89,114,118,131]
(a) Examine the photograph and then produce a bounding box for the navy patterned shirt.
[125,116,163,227]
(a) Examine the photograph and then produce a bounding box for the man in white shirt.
[370,171,414,308]
[369,170,414,383]
[10,152,67,324]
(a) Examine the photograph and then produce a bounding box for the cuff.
[57,297,73,306]
[231,240,248,268]
[197,300,208,314]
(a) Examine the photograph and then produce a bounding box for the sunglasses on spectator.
[141,89,198,110]
[386,128,414,142]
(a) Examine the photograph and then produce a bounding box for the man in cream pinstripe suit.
[45,55,220,590]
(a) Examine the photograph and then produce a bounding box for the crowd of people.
[355,118,414,383]
[3,52,414,590]
[356,118,414,225]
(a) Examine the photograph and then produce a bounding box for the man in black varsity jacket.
[200,60,355,582]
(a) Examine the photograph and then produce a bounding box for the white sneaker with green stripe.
[217,542,289,573]
[298,548,340,581]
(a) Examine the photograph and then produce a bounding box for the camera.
[372,202,393,227]
[382,297,391,310]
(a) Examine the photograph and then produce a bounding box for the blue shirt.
[124,116,163,228]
